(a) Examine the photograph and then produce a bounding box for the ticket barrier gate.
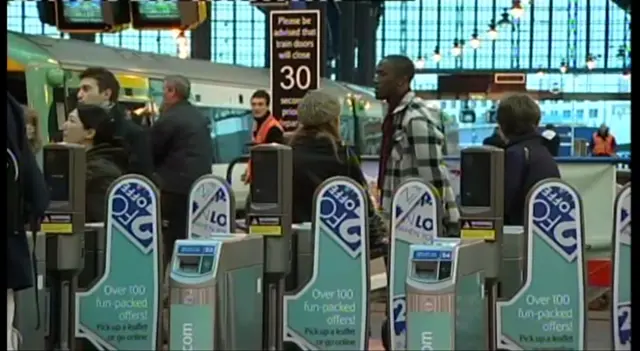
[14,231,48,350]
[499,226,526,299]
[405,239,491,349]
[169,237,264,350]
[42,144,87,351]
[78,223,106,289]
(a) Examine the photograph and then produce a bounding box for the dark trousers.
[161,191,188,270]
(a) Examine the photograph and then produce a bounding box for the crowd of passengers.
[10,56,564,350]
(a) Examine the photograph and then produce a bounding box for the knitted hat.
[297,89,341,127]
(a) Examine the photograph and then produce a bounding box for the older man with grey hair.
[150,74,214,267]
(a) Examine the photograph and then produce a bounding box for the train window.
[7,72,28,105]
[197,106,252,164]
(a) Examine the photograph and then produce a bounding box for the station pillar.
[190,1,212,61]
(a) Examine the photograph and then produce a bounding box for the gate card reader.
[459,146,504,350]
[247,144,293,351]
[169,236,264,350]
[405,239,490,350]
[42,143,87,351]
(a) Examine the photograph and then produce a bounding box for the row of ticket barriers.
[16,143,631,350]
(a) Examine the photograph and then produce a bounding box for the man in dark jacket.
[496,94,560,226]
[77,67,153,176]
[483,127,506,148]
[541,124,560,156]
[150,75,214,264]
[7,92,50,350]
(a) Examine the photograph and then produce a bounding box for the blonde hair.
[289,90,343,161]
[23,106,43,153]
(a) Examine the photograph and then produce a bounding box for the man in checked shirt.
[374,55,460,237]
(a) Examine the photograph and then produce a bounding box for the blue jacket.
[503,132,561,226]
[7,92,50,290]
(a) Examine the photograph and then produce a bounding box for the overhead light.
[510,1,525,18]
[536,68,545,76]
[451,39,462,57]
[470,33,480,49]
[586,54,596,70]
[432,46,442,63]
[559,61,568,74]
[487,21,498,40]
[497,9,512,28]
[415,57,426,69]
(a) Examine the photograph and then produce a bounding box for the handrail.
[226,154,250,184]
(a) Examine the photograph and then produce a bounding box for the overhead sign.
[76,176,162,350]
[496,180,586,350]
[130,1,207,30]
[612,184,631,350]
[284,177,369,350]
[388,179,441,351]
[270,9,321,131]
[187,175,235,239]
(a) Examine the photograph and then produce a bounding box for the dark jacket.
[109,104,153,177]
[86,143,128,223]
[7,92,50,291]
[503,133,561,226]
[483,133,506,148]
[291,135,372,223]
[151,100,214,195]
[541,128,561,156]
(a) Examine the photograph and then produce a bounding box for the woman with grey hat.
[288,89,388,254]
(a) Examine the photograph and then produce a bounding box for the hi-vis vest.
[245,115,283,184]
[592,132,614,156]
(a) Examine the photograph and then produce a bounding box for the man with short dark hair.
[78,67,152,176]
[374,55,459,233]
[150,75,214,264]
[589,123,617,157]
[541,123,560,156]
[242,89,283,184]
[496,94,560,225]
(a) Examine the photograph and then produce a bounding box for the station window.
[589,109,599,119]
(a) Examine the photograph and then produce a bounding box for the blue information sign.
[188,175,234,239]
[284,177,370,350]
[496,180,586,350]
[612,184,631,350]
[389,179,440,350]
[76,176,162,350]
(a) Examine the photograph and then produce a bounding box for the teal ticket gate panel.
[76,176,163,350]
[389,179,441,350]
[405,239,489,350]
[188,175,235,239]
[612,184,631,350]
[284,177,370,350]
[496,179,586,350]
[15,231,47,350]
[500,226,526,300]
[169,237,263,350]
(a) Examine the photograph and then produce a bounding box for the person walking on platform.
[7,92,51,351]
[496,94,560,226]
[374,55,460,236]
[589,123,617,157]
[483,127,506,148]
[541,123,560,157]
[241,90,284,185]
[77,67,153,176]
[150,75,213,264]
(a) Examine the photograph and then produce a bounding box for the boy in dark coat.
[496,94,561,226]
[7,92,50,349]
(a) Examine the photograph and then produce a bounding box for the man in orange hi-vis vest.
[589,123,617,157]
[241,90,284,184]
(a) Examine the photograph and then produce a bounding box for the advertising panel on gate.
[188,175,234,239]
[388,180,441,350]
[283,177,369,350]
[76,176,162,350]
[496,180,586,350]
[270,9,321,131]
[612,185,631,351]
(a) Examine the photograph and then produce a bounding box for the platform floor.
[367,307,612,350]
